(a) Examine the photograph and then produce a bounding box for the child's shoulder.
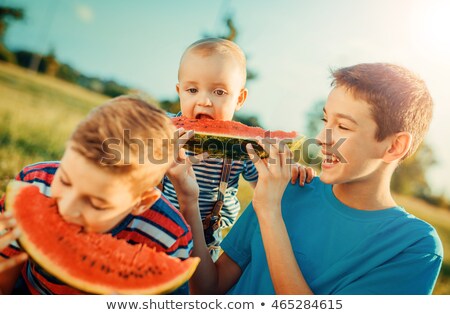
[142,194,191,235]
[286,176,323,192]
[20,161,60,176]
[15,161,60,197]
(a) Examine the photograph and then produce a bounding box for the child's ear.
[235,88,248,111]
[176,83,180,96]
[382,132,412,163]
[131,188,161,215]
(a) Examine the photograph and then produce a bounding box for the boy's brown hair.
[179,38,247,86]
[70,95,175,194]
[331,63,433,159]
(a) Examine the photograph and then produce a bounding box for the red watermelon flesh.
[6,180,200,295]
[171,116,303,160]
[172,116,298,139]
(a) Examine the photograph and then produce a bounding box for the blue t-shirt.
[222,178,443,295]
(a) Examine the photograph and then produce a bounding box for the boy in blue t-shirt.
[162,38,314,261]
[169,63,443,294]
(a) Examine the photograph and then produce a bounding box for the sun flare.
[410,1,450,58]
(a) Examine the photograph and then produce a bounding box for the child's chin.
[318,173,339,185]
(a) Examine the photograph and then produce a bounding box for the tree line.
[1,5,448,209]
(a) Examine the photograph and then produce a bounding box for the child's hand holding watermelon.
[0,212,27,274]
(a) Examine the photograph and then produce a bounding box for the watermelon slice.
[172,116,305,160]
[5,180,200,295]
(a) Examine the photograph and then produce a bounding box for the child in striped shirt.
[162,38,314,261]
[0,96,193,294]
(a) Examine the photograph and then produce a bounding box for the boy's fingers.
[188,152,208,165]
[175,130,194,147]
[0,217,16,231]
[0,253,28,273]
[299,166,306,186]
[291,164,299,184]
[246,143,268,175]
[306,167,314,182]
[0,228,21,249]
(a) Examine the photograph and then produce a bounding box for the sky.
[4,0,450,197]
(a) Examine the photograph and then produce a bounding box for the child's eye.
[59,176,71,186]
[90,201,109,211]
[187,88,198,94]
[214,89,227,96]
[321,118,327,123]
[338,124,350,131]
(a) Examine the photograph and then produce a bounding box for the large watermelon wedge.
[172,116,305,160]
[5,180,200,295]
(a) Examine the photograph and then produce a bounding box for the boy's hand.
[246,137,293,216]
[291,164,315,186]
[0,212,28,273]
[166,129,206,211]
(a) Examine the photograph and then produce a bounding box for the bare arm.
[167,130,242,294]
[180,202,241,294]
[247,139,313,294]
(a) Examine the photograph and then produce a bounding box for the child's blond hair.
[332,63,433,159]
[70,95,175,194]
[179,38,247,86]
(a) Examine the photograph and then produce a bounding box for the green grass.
[0,61,108,193]
[1,61,449,294]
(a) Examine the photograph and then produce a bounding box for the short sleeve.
[334,234,443,294]
[221,202,258,270]
[242,160,258,182]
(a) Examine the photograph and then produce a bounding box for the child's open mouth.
[322,154,340,167]
[195,113,214,120]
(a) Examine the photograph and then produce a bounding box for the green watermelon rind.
[184,132,304,161]
[6,180,200,295]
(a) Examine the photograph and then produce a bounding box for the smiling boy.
[170,63,443,294]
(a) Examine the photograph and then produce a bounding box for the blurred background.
[0,0,449,293]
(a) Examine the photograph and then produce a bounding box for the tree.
[0,6,24,44]
[0,6,24,63]
[391,143,436,197]
[206,16,257,82]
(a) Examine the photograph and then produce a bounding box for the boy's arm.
[167,131,242,294]
[247,140,314,294]
[179,198,241,294]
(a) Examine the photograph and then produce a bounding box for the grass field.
[0,61,108,191]
[1,61,449,294]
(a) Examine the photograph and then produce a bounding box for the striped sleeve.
[115,195,193,260]
[242,160,258,182]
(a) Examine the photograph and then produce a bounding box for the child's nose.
[57,192,82,219]
[316,128,334,147]
[196,93,213,107]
